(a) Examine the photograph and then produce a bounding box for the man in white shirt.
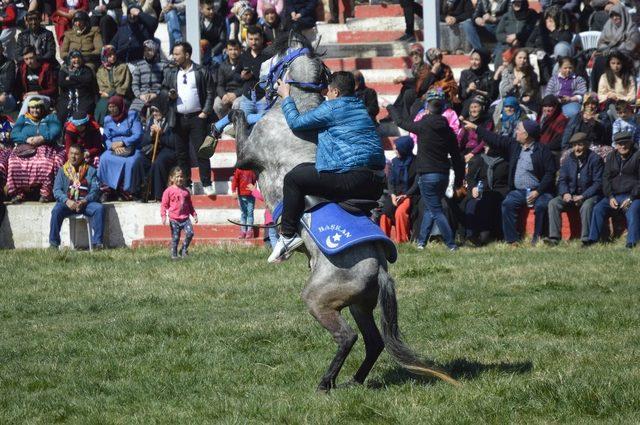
[163,42,215,195]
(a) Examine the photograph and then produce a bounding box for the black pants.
[90,14,120,45]
[175,113,210,187]
[142,147,177,200]
[399,0,423,36]
[328,0,355,21]
[281,163,385,237]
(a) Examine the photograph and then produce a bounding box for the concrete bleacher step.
[354,4,403,19]
[191,194,265,209]
[337,30,423,43]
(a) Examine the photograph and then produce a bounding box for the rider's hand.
[277,79,290,98]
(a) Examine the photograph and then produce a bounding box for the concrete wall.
[0,202,265,249]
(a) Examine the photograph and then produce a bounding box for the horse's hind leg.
[349,303,384,385]
[305,302,358,392]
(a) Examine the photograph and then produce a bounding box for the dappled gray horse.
[230,35,458,391]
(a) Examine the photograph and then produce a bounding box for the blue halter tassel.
[262,47,328,110]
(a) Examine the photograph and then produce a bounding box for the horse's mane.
[265,30,320,58]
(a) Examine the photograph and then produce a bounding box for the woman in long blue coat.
[98,95,145,201]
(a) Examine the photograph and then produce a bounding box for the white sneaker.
[268,234,304,263]
[203,185,216,196]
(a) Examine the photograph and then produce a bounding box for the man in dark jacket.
[200,0,227,64]
[214,39,243,120]
[465,118,557,244]
[545,132,603,244]
[353,71,379,123]
[388,90,465,250]
[585,131,640,248]
[111,5,158,63]
[494,0,539,66]
[162,41,215,195]
[16,11,57,64]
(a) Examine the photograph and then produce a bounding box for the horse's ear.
[313,35,322,53]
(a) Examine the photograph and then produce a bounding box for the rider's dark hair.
[226,39,241,48]
[328,71,355,96]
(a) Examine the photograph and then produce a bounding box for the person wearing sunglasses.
[16,10,57,65]
[162,41,215,196]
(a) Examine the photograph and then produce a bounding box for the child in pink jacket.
[161,167,198,259]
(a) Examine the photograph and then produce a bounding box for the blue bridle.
[262,47,330,109]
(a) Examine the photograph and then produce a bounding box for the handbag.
[13,143,37,158]
[112,146,134,157]
[197,134,218,160]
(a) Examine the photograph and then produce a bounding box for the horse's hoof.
[316,385,331,394]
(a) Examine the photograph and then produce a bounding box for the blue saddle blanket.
[299,202,398,263]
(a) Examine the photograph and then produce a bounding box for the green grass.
[1,242,639,424]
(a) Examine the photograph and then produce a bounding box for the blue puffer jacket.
[281,96,385,173]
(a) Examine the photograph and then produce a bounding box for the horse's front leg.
[303,288,358,392]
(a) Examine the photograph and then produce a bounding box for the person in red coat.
[231,167,257,238]
[64,111,104,167]
[538,94,569,160]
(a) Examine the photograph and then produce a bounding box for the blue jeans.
[214,96,268,132]
[501,189,553,243]
[238,195,255,233]
[49,202,104,246]
[588,195,640,245]
[417,173,456,248]
[461,19,497,53]
[562,102,581,119]
[165,9,185,51]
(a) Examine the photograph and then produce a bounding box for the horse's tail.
[377,267,460,386]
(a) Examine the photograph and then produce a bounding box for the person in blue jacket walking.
[268,71,386,263]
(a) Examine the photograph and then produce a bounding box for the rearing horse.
[230,33,458,391]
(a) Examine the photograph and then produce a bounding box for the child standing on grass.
[232,167,257,238]
[161,167,198,259]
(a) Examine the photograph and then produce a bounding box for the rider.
[268,71,386,263]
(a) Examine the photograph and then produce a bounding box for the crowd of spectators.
[382,0,640,249]
[1,0,640,251]
[0,0,324,248]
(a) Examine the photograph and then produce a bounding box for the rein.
[263,47,330,110]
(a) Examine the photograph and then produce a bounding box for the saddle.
[271,196,397,263]
[304,195,379,216]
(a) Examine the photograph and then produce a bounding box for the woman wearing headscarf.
[538,94,569,157]
[458,95,492,163]
[98,95,145,201]
[52,0,90,47]
[6,97,63,203]
[59,10,103,70]
[58,50,97,123]
[458,49,496,114]
[591,4,640,90]
[64,110,104,167]
[379,136,416,243]
[416,47,460,111]
[95,45,132,125]
[140,95,179,201]
[492,96,525,138]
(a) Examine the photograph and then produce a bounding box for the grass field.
[1,242,639,424]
